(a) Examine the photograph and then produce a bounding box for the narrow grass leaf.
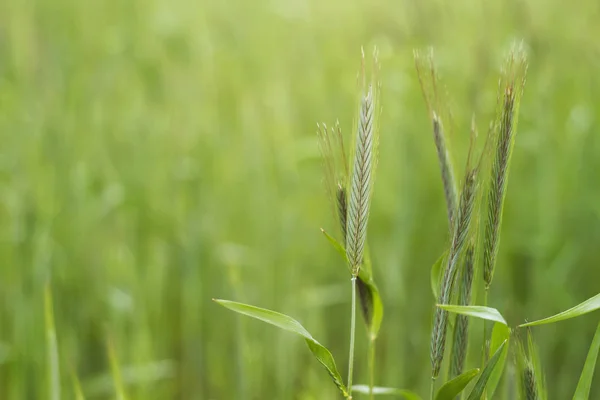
[431,251,447,299]
[519,293,600,327]
[214,299,348,396]
[321,228,348,263]
[573,322,600,400]
[107,337,127,400]
[466,340,507,400]
[437,305,507,326]
[71,369,86,400]
[352,385,422,399]
[486,323,510,398]
[435,368,480,400]
[44,284,61,400]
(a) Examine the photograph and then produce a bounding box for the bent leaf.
[435,368,480,400]
[573,322,600,400]
[352,385,422,399]
[431,251,447,299]
[519,293,600,327]
[437,305,507,326]
[214,299,348,397]
[486,323,510,398]
[466,340,507,400]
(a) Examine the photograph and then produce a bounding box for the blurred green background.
[1,0,600,398]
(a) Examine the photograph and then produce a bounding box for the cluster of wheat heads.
[213,44,600,400]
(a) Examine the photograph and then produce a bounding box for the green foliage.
[2,1,600,398]
[465,341,507,400]
[435,368,480,400]
[214,299,348,397]
[573,322,600,400]
[486,323,510,398]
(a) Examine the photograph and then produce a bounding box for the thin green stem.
[368,337,376,400]
[430,377,435,400]
[348,276,357,399]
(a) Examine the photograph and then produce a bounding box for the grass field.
[1,0,600,398]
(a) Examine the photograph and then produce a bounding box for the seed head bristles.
[414,48,458,230]
[482,45,528,288]
[523,364,539,400]
[346,84,376,276]
[431,163,478,378]
[317,121,349,239]
[450,240,475,378]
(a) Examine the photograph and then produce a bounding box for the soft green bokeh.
[1,0,600,398]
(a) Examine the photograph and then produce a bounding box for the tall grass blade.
[465,340,507,400]
[44,284,61,400]
[107,337,127,400]
[573,322,600,400]
[519,292,600,327]
[435,368,480,400]
[486,323,510,398]
[352,385,422,399]
[71,369,86,400]
[213,299,348,397]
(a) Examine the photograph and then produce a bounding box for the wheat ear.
[482,45,528,288]
[431,165,478,379]
[346,85,376,276]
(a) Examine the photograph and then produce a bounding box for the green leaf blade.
[214,299,348,397]
[352,385,422,399]
[437,304,507,326]
[321,228,348,263]
[573,322,600,400]
[486,323,511,398]
[466,340,507,400]
[520,293,600,327]
[435,368,480,400]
